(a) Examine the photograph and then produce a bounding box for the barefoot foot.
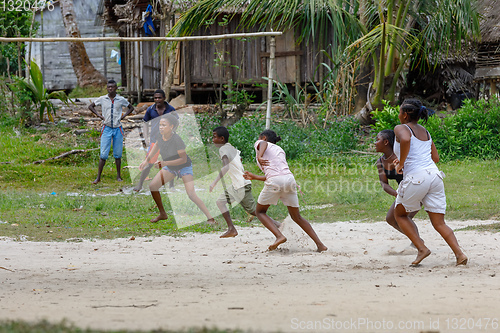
[456,254,468,266]
[150,213,168,223]
[117,177,123,182]
[207,218,216,225]
[220,229,238,238]
[411,248,431,265]
[92,179,100,185]
[268,236,287,251]
[317,244,328,252]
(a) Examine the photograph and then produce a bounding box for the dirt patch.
[1,219,499,333]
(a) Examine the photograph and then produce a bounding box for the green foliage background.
[196,113,363,162]
[371,98,500,161]
[0,10,38,75]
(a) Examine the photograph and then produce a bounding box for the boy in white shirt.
[209,126,258,238]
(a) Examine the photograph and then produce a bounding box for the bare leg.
[255,204,287,250]
[428,211,467,265]
[387,202,420,246]
[93,158,106,184]
[181,174,214,223]
[149,169,174,223]
[115,158,123,181]
[288,207,327,252]
[395,204,431,265]
[217,199,237,238]
[249,209,280,229]
[134,164,153,192]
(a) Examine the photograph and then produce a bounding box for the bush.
[0,75,34,126]
[197,113,364,162]
[370,98,500,161]
[370,100,400,133]
[430,98,500,160]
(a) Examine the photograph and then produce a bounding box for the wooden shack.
[29,0,121,90]
[474,0,500,97]
[99,0,337,103]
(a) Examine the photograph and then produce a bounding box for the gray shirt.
[94,95,130,128]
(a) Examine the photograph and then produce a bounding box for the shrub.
[370,98,500,161]
[198,112,364,162]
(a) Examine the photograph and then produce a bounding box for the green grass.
[1,121,500,242]
[0,320,246,333]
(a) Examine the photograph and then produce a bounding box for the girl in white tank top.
[393,98,467,266]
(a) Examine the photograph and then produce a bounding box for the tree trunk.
[60,0,106,87]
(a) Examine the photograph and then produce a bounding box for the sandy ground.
[1,218,500,333]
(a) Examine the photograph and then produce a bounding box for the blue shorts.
[100,126,124,160]
[162,165,193,178]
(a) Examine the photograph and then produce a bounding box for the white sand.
[1,219,499,333]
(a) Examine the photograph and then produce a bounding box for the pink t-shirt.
[254,140,292,179]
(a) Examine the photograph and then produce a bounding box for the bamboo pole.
[0,32,282,43]
[266,36,276,129]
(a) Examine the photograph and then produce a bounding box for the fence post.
[266,36,276,129]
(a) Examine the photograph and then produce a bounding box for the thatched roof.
[479,0,500,43]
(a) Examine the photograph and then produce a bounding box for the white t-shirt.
[219,143,251,190]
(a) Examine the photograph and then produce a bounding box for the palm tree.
[349,0,480,110]
[59,0,106,87]
[170,0,480,117]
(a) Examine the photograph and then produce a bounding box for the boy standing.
[209,126,257,238]
[89,80,134,184]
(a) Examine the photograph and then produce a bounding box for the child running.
[209,126,257,238]
[375,129,421,244]
[243,129,327,252]
[139,114,215,224]
[393,98,467,266]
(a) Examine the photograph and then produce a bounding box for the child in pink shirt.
[244,130,327,252]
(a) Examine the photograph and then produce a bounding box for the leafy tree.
[0,10,38,76]
[170,0,480,120]
[349,0,480,109]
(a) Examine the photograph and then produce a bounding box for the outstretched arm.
[243,171,266,182]
[210,155,230,192]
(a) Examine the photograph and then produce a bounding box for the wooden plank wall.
[178,15,338,87]
[142,40,162,90]
[30,0,121,90]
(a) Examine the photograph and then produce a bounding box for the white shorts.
[258,174,299,207]
[395,169,446,214]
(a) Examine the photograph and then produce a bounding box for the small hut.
[474,0,500,97]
